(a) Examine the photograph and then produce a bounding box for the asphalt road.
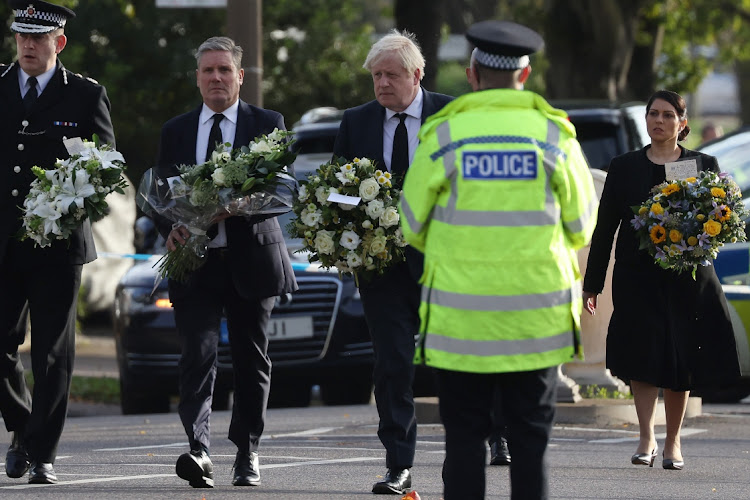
[0,399,749,498]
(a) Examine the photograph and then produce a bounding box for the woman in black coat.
[582,90,740,471]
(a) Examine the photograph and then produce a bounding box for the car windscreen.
[700,130,750,197]
[574,122,622,171]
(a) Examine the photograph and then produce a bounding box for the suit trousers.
[0,240,80,463]
[359,261,420,468]
[172,249,275,454]
[435,365,558,500]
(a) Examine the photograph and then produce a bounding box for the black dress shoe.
[5,431,30,478]
[176,450,214,488]
[28,462,57,484]
[232,451,260,486]
[490,438,511,466]
[372,468,411,495]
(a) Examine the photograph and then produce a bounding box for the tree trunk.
[395,0,446,91]
[736,60,750,126]
[544,0,642,101]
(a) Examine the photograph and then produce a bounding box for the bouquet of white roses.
[631,170,747,277]
[137,128,298,282]
[286,156,407,285]
[20,138,127,247]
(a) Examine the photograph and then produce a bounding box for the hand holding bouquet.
[631,170,747,277]
[21,137,127,247]
[137,128,298,282]
[286,157,407,285]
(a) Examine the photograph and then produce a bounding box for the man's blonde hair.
[363,29,425,80]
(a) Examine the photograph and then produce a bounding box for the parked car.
[114,102,650,415]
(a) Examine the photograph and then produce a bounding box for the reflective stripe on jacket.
[399,89,598,374]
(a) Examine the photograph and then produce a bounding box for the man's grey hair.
[363,29,425,81]
[196,36,243,70]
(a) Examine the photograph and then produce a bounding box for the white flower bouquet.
[137,128,298,282]
[631,170,747,277]
[21,138,127,247]
[286,156,407,285]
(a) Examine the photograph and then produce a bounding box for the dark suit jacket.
[332,88,454,282]
[156,100,297,300]
[0,60,114,264]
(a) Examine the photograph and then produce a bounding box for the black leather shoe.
[372,468,411,495]
[232,451,260,486]
[176,450,214,488]
[490,438,511,466]
[5,431,30,478]
[28,462,57,484]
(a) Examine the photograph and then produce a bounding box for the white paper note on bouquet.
[63,137,86,156]
[328,192,361,206]
[665,158,699,181]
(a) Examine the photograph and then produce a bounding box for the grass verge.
[25,372,120,405]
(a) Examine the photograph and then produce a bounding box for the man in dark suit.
[333,30,453,495]
[0,1,115,485]
[155,36,297,489]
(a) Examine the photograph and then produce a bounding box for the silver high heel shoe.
[631,445,658,467]
[662,452,684,470]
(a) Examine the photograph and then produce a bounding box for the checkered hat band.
[14,8,67,27]
[475,49,529,70]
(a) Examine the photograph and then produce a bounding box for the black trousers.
[172,250,274,453]
[0,240,80,463]
[436,366,558,500]
[359,261,420,469]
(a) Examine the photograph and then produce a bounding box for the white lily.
[56,168,96,213]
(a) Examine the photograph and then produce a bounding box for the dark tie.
[391,113,409,179]
[206,113,224,240]
[205,113,225,163]
[23,76,38,112]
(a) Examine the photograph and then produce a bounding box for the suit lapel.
[0,63,25,118]
[420,88,434,124]
[234,100,255,147]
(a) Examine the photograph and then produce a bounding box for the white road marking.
[0,473,174,489]
[590,428,706,443]
[93,442,184,451]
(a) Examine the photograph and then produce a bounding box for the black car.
[114,103,650,414]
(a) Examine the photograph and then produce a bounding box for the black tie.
[391,113,409,179]
[23,76,37,112]
[206,113,224,240]
[205,113,224,163]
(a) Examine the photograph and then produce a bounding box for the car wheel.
[119,377,171,415]
[268,380,312,408]
[320,376,373,406]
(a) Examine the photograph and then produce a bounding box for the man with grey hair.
[333,29,452,495]
[154,35,297,489]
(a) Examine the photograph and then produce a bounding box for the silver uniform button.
[62,136,67,141]
[11,189,19,197]
[14,166,21,173]
[17,144,24,151]
[21,120,28,127]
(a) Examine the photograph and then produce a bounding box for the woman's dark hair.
[646,90,691,141]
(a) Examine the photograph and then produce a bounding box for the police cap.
[8,0,75,34]
[465,20,544,71]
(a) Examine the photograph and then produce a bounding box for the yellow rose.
[703,219,722,237]
[687,236,698,246]
[696,214,706,221]
[650,203,664,216]
[669,229,682,243]
[685,177,697,183]
[638,206,648,215]
[711,187,726,198]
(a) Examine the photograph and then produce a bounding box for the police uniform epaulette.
[68,70,99,85]
[1,62,14,78]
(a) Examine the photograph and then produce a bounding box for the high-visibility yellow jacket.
[399,89,598,374]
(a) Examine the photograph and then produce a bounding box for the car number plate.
[220,316,314,344]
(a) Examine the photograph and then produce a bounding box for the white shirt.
[18,65,55,98]
[383,87,423,172]
[196,100,239,248]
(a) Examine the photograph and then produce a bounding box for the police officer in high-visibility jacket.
[399,21,597,500]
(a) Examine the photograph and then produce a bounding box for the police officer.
[399,21,598,500]
[0,0,115,484]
